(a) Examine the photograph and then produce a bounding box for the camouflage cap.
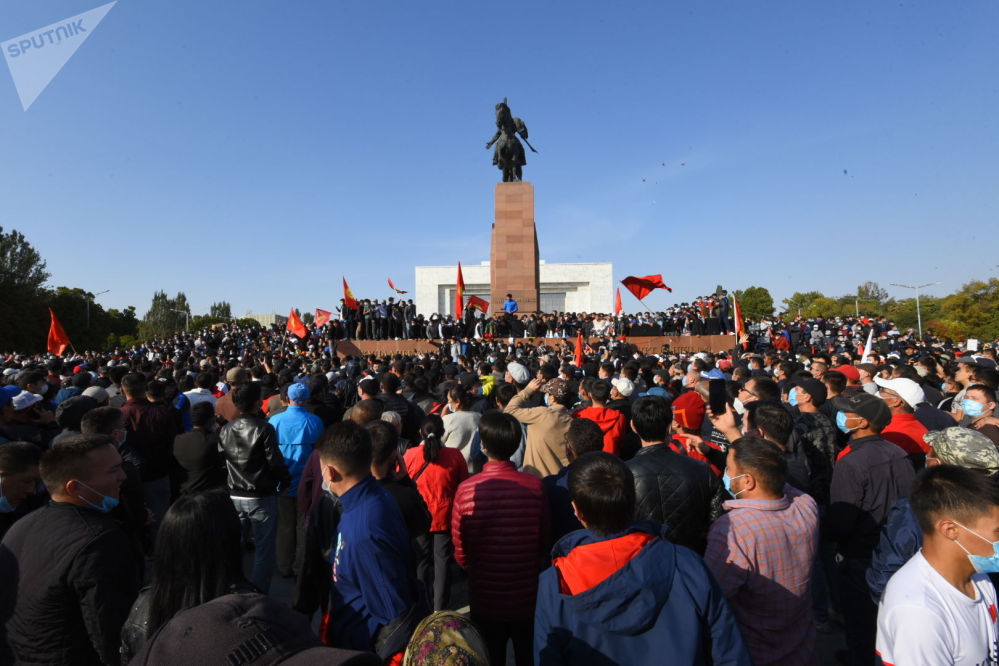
[542,377,571,402]
[924,427,999,474]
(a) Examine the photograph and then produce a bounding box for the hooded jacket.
[573,406,626,456]
[534,522,751,665]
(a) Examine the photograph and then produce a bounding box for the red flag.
[286,309,307,339]
[342,277,358,311]
[455,262,465,315]
[467,295,489,313]
[47,307,71,356]
[315,309,332,327]
[621,274,671,301]
[573,330,584,367]
[614,287,623,316]
[732,296,748,350]
[387,278,408,294]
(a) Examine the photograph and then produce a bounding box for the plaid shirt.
[705,485,820,666]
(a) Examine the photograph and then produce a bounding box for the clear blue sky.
[3,0,997,316]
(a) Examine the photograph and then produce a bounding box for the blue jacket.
[534,522,751,665]
[269,405,324,497]
[542,468,581,547]
[326,476,414,651]
[866,497,921,604]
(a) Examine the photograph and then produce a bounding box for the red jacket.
[403,444,468,532]
[574,406,627,456]
[452,461,550,621]
[881,413,929,455]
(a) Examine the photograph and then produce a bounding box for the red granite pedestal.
[490,182,540,313]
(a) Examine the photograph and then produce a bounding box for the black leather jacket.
[626,443,727,554]
[217,416,291,497]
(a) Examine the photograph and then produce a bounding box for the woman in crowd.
[120,489,256,662]
[403,415,468,610]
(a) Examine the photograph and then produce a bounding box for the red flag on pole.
[614,287,623,316]
[286,309,307,339]
[455,262,465,315]
[573,329,584,367]
[47,307,71,357]
[621,275,671,301]
[342,277,358,311]
[387,278,408,294]
[467,295,489,313]
[732,296,747,350]
[315,309,332,327]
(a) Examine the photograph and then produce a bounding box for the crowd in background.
[2,308,999,665]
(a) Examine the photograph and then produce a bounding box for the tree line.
[2,226,996,353]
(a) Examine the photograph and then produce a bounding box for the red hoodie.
[574,406,627,456]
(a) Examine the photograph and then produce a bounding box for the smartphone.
[708,379,727,416]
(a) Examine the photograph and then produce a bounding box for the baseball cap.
[873,377,925,409]
[133,593,378,665]
[672,391,705,430]
[924,427,999,474]
[831,392,891,429]
[791,378,828,407]
[831,365,861,382]
[286,383,310,403]
[0,385,20,408]
[55,396,98,429]
[611,378,634,398]
[226,367,250,384]
[82,386,109,404]
[11,391,42,411]
[506,362,530,385]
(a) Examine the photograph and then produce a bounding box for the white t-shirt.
[877,551,999,665]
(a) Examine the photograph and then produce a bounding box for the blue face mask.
[74,481,119,513]
[788,388,798,407]
[835,411,858,434]
[962,399,986,418]
[722,472,747,498]
[954,522,999,574]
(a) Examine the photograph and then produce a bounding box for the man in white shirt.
[183,372,217,408]
[876,465,999,665]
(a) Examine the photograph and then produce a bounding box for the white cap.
[12,391,42,411]
[611,377,634,398]
[874,377,925,409]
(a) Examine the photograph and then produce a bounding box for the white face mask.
[733,398,746,416]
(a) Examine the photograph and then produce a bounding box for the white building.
[414,260,613,316]
[245,313,288,328]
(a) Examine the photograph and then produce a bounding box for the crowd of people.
[1,308,999,665]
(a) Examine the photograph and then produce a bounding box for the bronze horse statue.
[486,98,537,182]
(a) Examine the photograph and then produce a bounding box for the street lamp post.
[889,282,940,339]
[170,308,191,332]
[86,289,110,328]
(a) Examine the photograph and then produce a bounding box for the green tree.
[139,291,189,339]
[733,286,774,318]
[302,311,315,325]
[210,301,232,319]
[930,279,999,340]
[781,291,824,316]
[0,227,51,352]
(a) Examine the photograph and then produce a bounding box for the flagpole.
[279,331,287,357]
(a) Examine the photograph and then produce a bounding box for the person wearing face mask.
[824,392,915,666]
[867,426,999,604]
[0,441,41,541]
[81,406,150,560]
[503,377,574,478]
[960,384,999,449]
[876,465,999,666]
[0,433,140,666]
[705,436,820,666]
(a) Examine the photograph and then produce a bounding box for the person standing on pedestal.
[503,294,519,315]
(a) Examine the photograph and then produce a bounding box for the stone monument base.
[490,182,540,313]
